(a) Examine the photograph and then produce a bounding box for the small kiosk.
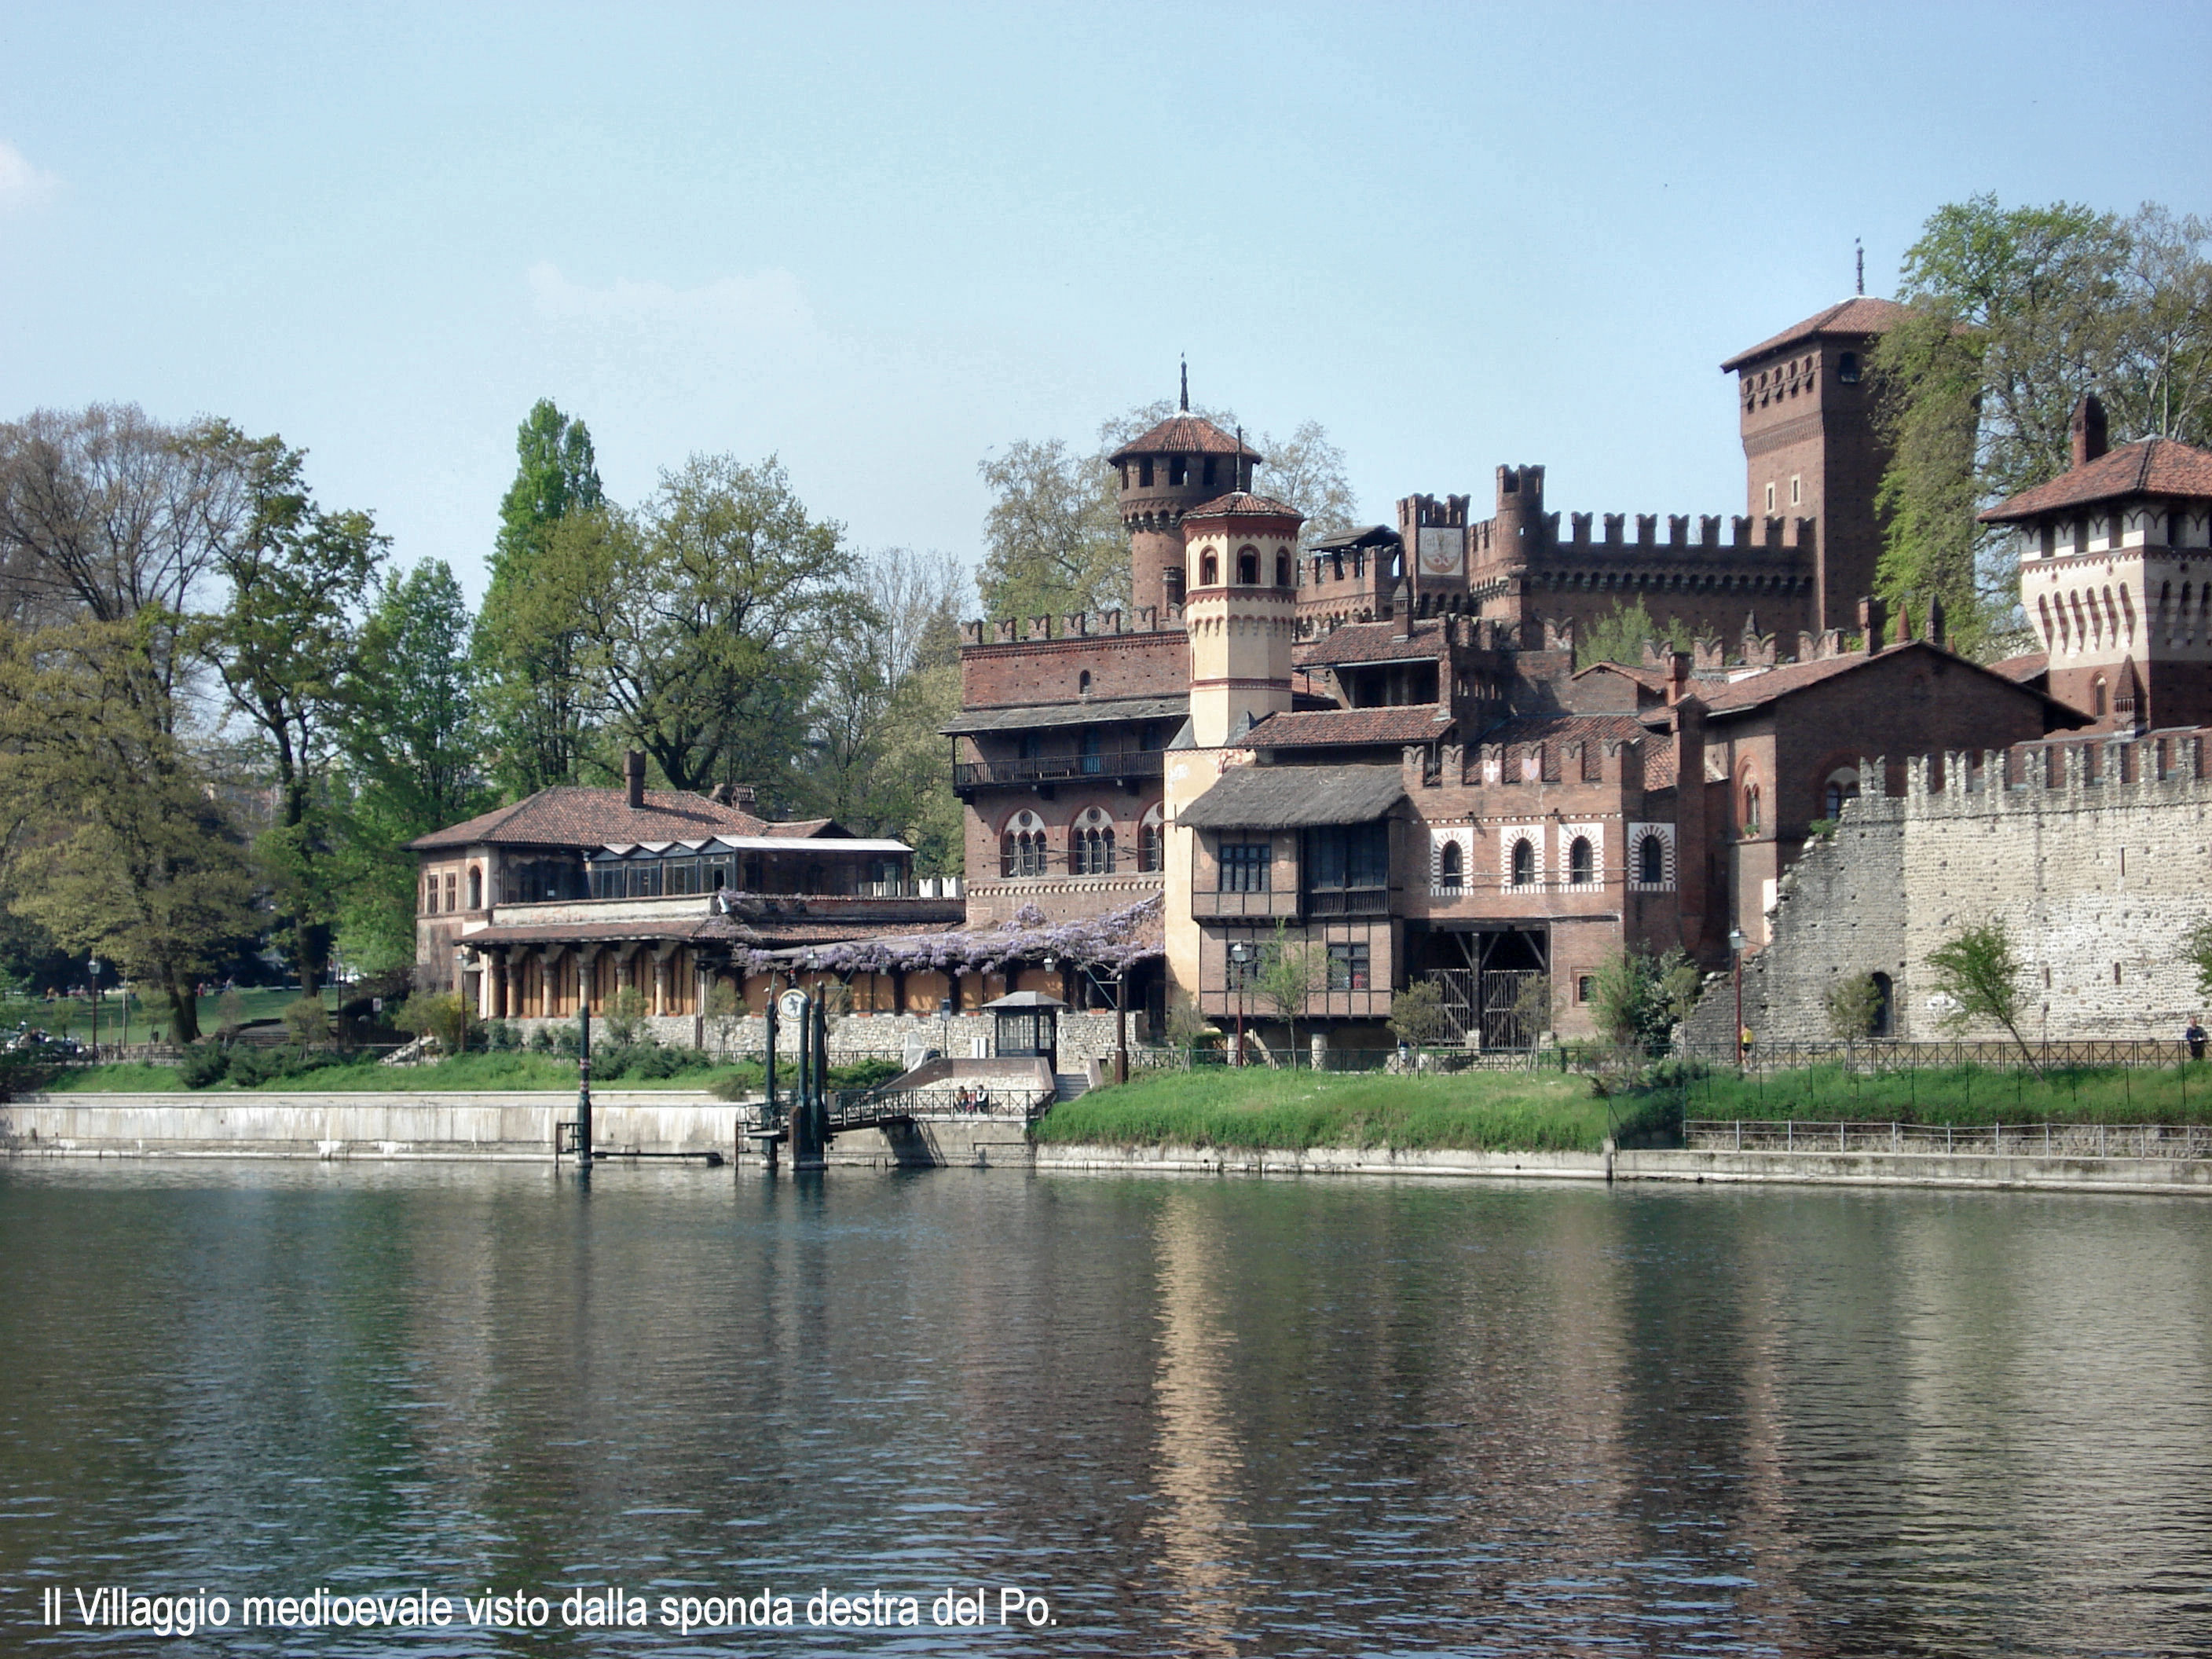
[983,991,1065,1074]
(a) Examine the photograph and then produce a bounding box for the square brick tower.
[1723,297,1908,633]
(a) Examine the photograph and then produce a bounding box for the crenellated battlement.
[1401,735,1650,792]
[960,606,1180,649]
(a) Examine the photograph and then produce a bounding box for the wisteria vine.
[731,895,1163,980]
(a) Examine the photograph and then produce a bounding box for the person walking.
[2186,1016,2206,1061]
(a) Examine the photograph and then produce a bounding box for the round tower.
[1180,491,1303,747]
[1109,380,1263,618]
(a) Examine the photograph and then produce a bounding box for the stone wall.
[502,1009,1134,1067]
[1685,736,2212,1047]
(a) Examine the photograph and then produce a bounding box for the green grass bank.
[1032,1067,1669,1155]
[1681,1060,2212,1126]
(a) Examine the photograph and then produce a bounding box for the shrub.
[395,991,477,1057]
[282,997,333,1048]
[832,1057,903,1090]
[177,1045,231,1089]
[526,1026,553,1053]
[214,987,247,1042]
[1388,981,1452,1047]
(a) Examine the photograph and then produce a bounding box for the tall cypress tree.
[476,400,602,796]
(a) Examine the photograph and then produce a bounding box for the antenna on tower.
[1855,239,1865,297]
[1235,424,1245,491]
[1179,357,1188,413]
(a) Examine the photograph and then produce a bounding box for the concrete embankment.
[0,1092,1045,1168]
[0,1092,744,1161]
[1038,1141,2212,1195]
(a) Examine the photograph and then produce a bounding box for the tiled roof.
[1642,746,1679,790]
[1569,660,1671,692]
[1690,640,2053,718]
[1183,489,1302,522]
[1244,706,1453,748]
[411,786,786,851]
[1294,618,1446,666]
[1472,713,1652,749]
[1107,415,1263,463]
[1181,764,1406,830]
[941,694,1188,736]
[1979,438,2212,521]
[1988,651,2049,683]
[1720,297,1911,372]
[1308,524,1401,552]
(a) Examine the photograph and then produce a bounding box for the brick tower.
[1180,490,1303,746]
[1109,369,1264,619]
[1722,297,1908,633]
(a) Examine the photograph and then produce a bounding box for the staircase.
[1053,1071,1090,1103]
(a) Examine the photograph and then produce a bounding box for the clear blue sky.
[2,2,2206,606]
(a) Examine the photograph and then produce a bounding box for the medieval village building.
[412,294,2212,1054]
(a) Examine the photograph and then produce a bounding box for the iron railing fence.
[954,751,1166,789]
[1687,1119,2212,1159]
[1679,1038,2196,1075]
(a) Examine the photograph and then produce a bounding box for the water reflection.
[0,1165,2208,1654]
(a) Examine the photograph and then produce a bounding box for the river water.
[1,1162,2207,1656]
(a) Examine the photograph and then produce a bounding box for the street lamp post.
[1229,941,1251,1067]
[88,957,101,1059]
[576,952,593,1180]
[1728,927,1749,1071]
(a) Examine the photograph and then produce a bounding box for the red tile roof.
[1720,297,1911,372]
[1475,713,1651,749]
[1108,415,1263,463]
[1182,489,1302,523]
[1294,618,1447,666]
[1979,438,2212,521]
[1988,651,2049,683]
[1687,640,2055,719]
[1244,705,1452,748]
[411,786,796,851]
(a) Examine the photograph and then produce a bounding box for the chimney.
[1859,595,1887,654]
[1894,602,1914,646]
[2071,392,2108,467]
[624,749,646,811]
[1395,583,1414,640]
[1928,594,1946,650]
[1665,650,1691,705]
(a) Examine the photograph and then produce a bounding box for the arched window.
[2093,676,2108,717]
[1638,833,1664,884]
[1838,350,1860,383]
[1072,808,1115,875]
[1078,670,1091,696]
[1200,552,1219,587]
[1437,840,1463,889]
[1870,971,1894,1038]
[1139,804,1164,873]
[467,866,482,910]
[1741,782,1760,832]
[1001,810,1047,879]
[1511,838,1535,887]
[1823,767,1861,820]
[1168,456,1187,486]
[1276,552,1291,587]
[1237,548,1259,585]
[1569,837,1594,885]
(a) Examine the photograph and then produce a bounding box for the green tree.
[1925,918,2042,1074]
[197,435,386,999]
[1576,598,1694,668]
[0,618,258,1042]
[976,437,1128,621]
[1588,947,1701,1053]
[1387,980,1452,1047]
[1825,972,1885,1044]
[476,399,603,795]
[334,559,492,972]
[1254,918,1324,1061]
[799,547,968,847]
[564,455,864,794]
[1873,198,2212,653]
